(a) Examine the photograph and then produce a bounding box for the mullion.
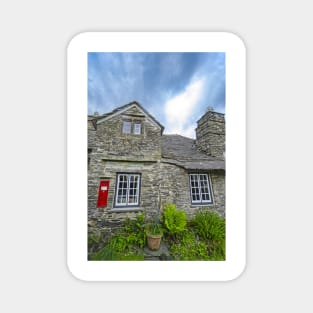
[197,174,203,203]
[117,175,124,205]
[125,174,130,205]
[191,175,200,203]
[132,175,138,204]
[200,175,208,201]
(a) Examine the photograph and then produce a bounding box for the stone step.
[143,242,172,261]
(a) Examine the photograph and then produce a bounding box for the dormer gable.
[96,101,164,134]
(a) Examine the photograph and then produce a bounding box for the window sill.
[110,207,144,212]
[191,203,214,206]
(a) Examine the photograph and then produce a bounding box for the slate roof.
[88,102,224,171]
[161,134,225,170]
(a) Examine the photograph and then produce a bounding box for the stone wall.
[159,163,225,217]
[88,160,161,219]
[88,104,163,221]
[88,161,225,250]
[88,104,226,251]
[94,105,162,161]
[196,109,225,159]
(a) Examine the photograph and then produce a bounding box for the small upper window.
[122,121,131,134]
[134,122,141,135]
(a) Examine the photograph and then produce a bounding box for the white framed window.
[189,173,213,204]
[122,121,131,134]
[114,173,141,207]
[133,122,141,135]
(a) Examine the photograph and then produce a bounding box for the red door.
[97,180,110,207]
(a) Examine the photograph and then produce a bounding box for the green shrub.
[192,210,225,241]
[191,210,225,260]
[162,203,187,236]
[118,252,144,261]
[124,212,146,247]
[108,233,128,253]
[91,245,144,261]
[91,245,118,260]
[91,231,145,260]
[91,213,147,260]
[207,238,225,261]
[170,231,209,260]
[124,212,145,234]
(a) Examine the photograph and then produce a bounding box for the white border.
[67,32,246,281]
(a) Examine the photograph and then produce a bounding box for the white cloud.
[164,77,205,138]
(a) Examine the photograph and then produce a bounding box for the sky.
[88,52,225,138]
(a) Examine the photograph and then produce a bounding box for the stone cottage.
[88,101,225,236]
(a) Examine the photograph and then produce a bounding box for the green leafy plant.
[124,212,145,234]
[108,233,128,253]
[91,245,118,260]
[90,213,147,260]
[192,210,225,241]
[191,209,225,260]
[145,222,163,235]
[145,214,163,251]
[118,252,144,261]
[124,213,146,247]
[162,203,187,236]
[145,215,163,235]
[91,245,144,261]
[169,231,209,260]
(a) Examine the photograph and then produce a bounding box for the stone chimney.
[195,107,225,159]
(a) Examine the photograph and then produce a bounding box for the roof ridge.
[162,134,194,140]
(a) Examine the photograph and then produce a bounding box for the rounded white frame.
[67,32,246,281]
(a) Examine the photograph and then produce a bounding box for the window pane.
[201,187,209,194]
[190,174,197,181]
[202,193,210,201]
[190,173,212,204]
[119,175,127,182]
[122,121,131,134]
[134,123,141,134]
[115,174,140,206]
[128,195,138,204]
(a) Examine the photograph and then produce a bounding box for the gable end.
[96,102,164,133]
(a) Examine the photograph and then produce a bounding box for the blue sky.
[88,52,225,138]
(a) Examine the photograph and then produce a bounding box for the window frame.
[122,120,132,134]
[189,173,213,205]
[122,120,143,135]
[114,173,141,208]
[133,121,142,135]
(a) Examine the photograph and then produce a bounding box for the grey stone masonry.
[195,109,225,159]
[88,102,226,249]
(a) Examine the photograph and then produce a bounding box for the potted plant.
[145,217,163,251]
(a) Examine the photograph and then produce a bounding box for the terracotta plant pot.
[146,233,162,251]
